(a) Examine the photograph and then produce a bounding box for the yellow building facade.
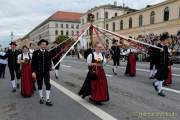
[80,0,180,47]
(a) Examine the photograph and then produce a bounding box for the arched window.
[115,13,118,17]
[96,12,99,20]
[105,12,108,19]
[61,24,64,28]
[71,31,74,36]
[112,22,116,32]
[82,19,84,24]
[106,24,109,30]
[71,24,74,29]
[164,7,169,21]
[150,11,155,24]
[55,30,58,35]
[55,23,58,28]
[66,24,69,28]
[76,25,79,29]
[120,20,123,30]
[129,17,132,28]
[66,31,69,36]
[139,15,143,27]
[61,30,64,35]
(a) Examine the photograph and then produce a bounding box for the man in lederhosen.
[0,42,21,92]
[50,41,62,79]
[110,40,121,75]
[31,39,53,106]
[153,33,170,97]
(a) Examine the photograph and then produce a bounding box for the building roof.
[82,4,138,16]
[23,11,82,39]
[106,0,177,22]
[48,11,81,22]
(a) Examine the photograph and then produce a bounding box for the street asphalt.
[0,56,180,120]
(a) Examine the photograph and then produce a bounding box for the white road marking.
[50,80,118,120]
[172,67,180,70]
[106,74,113,77]
[118,66,180,77]
[61,64,72,68]
[162,87,180,94]
[135,68,180,77]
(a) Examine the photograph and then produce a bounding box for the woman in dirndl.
[79,42,109,105]
[125,48,137,77]
[17,45,33,97]
[163,39,173,86]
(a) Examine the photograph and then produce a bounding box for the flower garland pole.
[93,25,162,50]
[53,26,90,69]
[87,13,95,48]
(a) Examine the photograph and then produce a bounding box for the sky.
[0,0,165,47]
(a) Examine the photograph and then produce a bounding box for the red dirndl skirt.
[125,53,136,76]
[21,63,33,97]
[163,66,172,86]
[90,66,109,102]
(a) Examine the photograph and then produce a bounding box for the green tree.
[55,35,70,44]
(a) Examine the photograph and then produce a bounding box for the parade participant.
[17,45,33,97]
[84,43,93,60]
[31,39,53,106]
[79,42,109,105]
[29,43,35,54]
[0,48,7,78]
[148,39,160,79]
[163,39,173,86]
[50,41,62,79]
[0,42,21,92]
[124,48,137,77]
[153,33,170,97]
[110,40,121,75]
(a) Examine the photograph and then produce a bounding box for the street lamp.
[10,32,14,42]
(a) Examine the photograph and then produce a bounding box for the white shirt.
[87,52,106,65]
[123,48,137,55]
[17,53,32,63]
[29,49,34,54]
[0,51,7,64]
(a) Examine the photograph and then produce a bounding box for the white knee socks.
[153,69,157,76]
[39,90,43,98]
[39,90,51,100]
[150,70,153,77]
[113,66,117,73]
[46,90,50,100]
[11,80,16,88]
[55,70,59,77]
[158,81,164,93]
[155,80,164,93]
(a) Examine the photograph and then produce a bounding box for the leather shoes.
[12,88,16,93]
[39,97,45,104]
[17,84,20,89]
[158,91,166,97]
[46,99,53,106]
[153,82,158,91]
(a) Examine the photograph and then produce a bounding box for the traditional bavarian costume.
[18,53,33,97]
[79,52,109,104]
